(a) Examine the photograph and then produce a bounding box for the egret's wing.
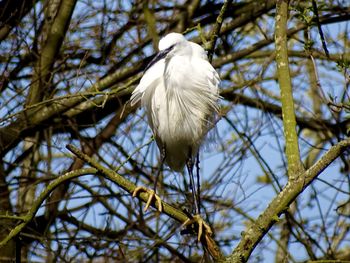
[130,58,165,106]
[191,57,220,111]
[190,41,220,95]
[190,42,208,60]
[142,77,164,135]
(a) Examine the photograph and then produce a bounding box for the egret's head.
[158,33,186,51]
[157,32,191,58]
[144,33,189,72]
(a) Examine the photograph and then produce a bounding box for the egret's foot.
[132,186,162,212]
[182,214,213,242]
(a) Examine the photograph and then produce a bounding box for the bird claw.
[132,186,162,212]
[182,214,212,242]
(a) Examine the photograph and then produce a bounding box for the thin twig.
[0,168,96,249]
[312,0,330,58]
[207,0,232,62]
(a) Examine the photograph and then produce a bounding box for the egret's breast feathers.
[155,55,219,144]
[130,59,165,106]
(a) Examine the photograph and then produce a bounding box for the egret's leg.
[132,146,165,213]
[186,155,200,215]
[153,146,166,192]
[183,153,212,241]
[195,152,201,214]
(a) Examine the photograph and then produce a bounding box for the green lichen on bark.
[275,0,303,178]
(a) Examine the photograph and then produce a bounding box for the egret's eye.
[163,44,175,53]
[144,44,175,72]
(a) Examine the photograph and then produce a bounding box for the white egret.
[131,32,220,240]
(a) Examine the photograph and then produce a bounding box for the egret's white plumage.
[131,32,220,172]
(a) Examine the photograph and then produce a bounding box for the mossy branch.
[274,1,303,260]
[66,144,224,261]
[0,143,224,260]
[0,168,96,249]
[27,0,78,105]
[207,0,232,62]
[223,138,350,262]
[275,0,303,178]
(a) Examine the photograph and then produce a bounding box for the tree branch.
[207,0,232,62]
[224,138,350,262]
[275,0,303,177]
[66,144,225,261]
[27,0,78,105]
[0,168,96,249]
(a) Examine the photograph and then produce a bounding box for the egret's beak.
[144,45,175,72]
